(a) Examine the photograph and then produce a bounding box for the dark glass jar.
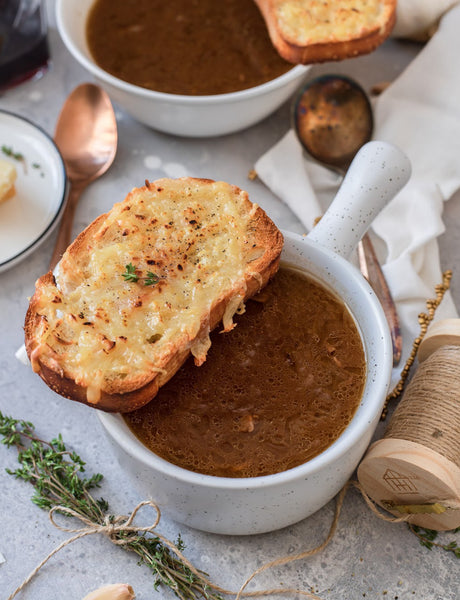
[0,0,50,91]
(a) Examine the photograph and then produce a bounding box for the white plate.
[0,110,67,273]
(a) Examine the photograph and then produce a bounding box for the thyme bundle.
[1,411,458,600]
[0,412,223,600]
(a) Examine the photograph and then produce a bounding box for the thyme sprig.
[0,412,223,600]
[408,524,460,558]
[1,145,24,161]
[123,262,160,286]
[1,144,27,173]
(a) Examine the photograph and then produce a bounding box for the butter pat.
[0,159,17,204]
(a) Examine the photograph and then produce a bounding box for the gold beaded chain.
[381,270,453,420]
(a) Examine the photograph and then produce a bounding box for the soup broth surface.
[86,0,292,95]
[124,267,366,478]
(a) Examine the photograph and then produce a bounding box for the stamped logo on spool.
[382,468,419,493]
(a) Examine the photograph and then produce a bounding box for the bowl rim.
[55,0,310,105]
[0,109,68,273]
[98,230,392,491]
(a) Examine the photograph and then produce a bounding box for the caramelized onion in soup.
[86,0,292,96]
[123,267,366,478]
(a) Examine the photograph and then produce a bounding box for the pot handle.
[307,141,411,259]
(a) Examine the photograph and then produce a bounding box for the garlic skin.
[82,583,135,600]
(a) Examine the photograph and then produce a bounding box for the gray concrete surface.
[1,4,459,599]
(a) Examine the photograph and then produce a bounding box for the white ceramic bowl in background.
[98,142,411,535]
[55,0,310,137]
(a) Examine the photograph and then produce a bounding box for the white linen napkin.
[255,4,460,379]
[393,0,459,40]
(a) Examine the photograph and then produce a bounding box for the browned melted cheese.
[124,266,367,477]
[273,0,391,44]
[31,179,259,404]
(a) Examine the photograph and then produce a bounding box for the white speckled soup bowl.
[99,142,411,535]
[55,0,310,137]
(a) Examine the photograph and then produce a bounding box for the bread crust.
[254,0,396,64]
[25,178,283,413]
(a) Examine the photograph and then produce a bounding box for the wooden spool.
[357,318,460,530]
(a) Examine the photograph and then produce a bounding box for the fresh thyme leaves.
[1,145,23,161]
[145,271,160,285]
[1,414,107,517]
[408,524,460,558]
[123,263,160,286]
[122,262,139,282]
[1,144,28,174]
[0,412,223,600]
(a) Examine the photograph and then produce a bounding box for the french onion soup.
[123,266,366,478]
[85,0,292,96]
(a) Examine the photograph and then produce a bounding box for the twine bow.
[48,499,160,544]
[8,483,413,600]
[7,500,206,600]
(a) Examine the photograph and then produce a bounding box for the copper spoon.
[293,74,402,366]
[49,83,118,270]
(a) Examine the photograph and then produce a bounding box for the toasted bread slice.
[25,178,283,413]
[254,0,396,64]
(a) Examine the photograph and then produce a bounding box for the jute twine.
[385,345,460,468]
[8,272,453,600]
[7,482,410,600]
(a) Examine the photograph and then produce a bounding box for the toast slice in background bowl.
[254,0,397,64]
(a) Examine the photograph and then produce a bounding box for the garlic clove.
[82,583,135,600]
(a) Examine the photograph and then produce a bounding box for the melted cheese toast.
[254,0,396,64]
[25,178,283,412]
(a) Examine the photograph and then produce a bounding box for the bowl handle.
[307,141,411,259]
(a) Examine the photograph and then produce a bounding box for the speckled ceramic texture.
[98,142,409,536]
[309,141,412,258]
[99,230,392,535]
[55,0,310,137]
